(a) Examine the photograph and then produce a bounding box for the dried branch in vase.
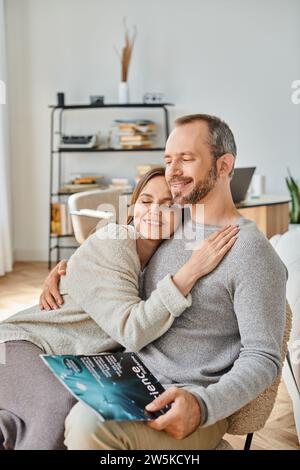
[114,18,137,82]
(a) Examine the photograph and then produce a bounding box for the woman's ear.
[217,154,235,177]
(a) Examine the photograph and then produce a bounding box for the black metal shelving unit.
[48,102,173,269]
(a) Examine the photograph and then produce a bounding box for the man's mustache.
[169,177,193,184]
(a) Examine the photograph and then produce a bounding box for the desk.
[236,195,291,238]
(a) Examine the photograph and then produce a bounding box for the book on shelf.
[121,141,153,149]
[118,130,156,137]
[113,119,157,132]
[120,135,153,142]
[51,203,74,236]
[111,119,157,150]
[41,352,170,422]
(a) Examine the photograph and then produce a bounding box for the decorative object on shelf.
[143,92,165,104]
[90,95,105,106]
[110,119,156,149]
[249,174,266,197]
[57,92,65,107]
[109,178,133,193]
[118,81,129,104]
[59,134,97,149]
[59,174,106,194]
[114,18,137,104]
[286,168,300,226]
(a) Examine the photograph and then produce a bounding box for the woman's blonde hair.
[127,167,166,224]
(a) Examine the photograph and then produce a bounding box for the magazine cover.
[41,352,169,422]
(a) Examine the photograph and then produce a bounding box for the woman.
[0,167,239,450]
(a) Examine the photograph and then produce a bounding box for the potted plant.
[286,168,300,229]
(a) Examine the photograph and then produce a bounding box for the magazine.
[41,352,170,422]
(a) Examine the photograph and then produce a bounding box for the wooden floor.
[0,262,49,321]
[0,262,299,450]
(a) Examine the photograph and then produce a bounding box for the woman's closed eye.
[140,199,152,205]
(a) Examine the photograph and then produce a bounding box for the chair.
[68,188,125,244]
[216,302,292,450]
[270,229,300,443]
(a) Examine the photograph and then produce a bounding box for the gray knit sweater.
[138,215,288,427]
[0,224,192,354]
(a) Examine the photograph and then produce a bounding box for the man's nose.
[167,160,183,177]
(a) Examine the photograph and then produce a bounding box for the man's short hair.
[175,113,237,177]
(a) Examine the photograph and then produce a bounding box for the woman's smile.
[142,218,164,227]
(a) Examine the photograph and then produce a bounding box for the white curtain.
[0,0,12,276]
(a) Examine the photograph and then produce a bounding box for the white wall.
[5,0,300,261]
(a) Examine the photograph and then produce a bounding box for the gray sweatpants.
[0,341,77,450]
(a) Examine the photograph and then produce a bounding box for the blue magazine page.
[40,352,169,422]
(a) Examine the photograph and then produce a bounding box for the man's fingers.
[40,298,51,311]
[39,293,52,311]
[57,259,67,275]
[147,407,178,431]
[54,292,64,305]
[48,278,64,305]
[44,290,59,310]
[50,286,63,306]
[145,387,178,412]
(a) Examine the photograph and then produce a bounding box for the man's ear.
[217,154,235,177]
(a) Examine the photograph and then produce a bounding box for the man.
[41,114,287,450]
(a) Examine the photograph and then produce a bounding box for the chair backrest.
[226,301,292,435]
[68,188,125,244]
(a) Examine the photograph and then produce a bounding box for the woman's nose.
[151,203,159,213]
[149,204,161,216]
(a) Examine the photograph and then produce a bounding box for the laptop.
[230,167,256,203]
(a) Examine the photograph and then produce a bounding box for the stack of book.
[111,119,157,150]
[51,203,74,236]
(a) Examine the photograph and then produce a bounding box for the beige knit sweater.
[0,224,192,354]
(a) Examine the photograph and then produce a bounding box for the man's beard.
[173,161,218,205]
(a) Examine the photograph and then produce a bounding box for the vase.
[118,81,129,104]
